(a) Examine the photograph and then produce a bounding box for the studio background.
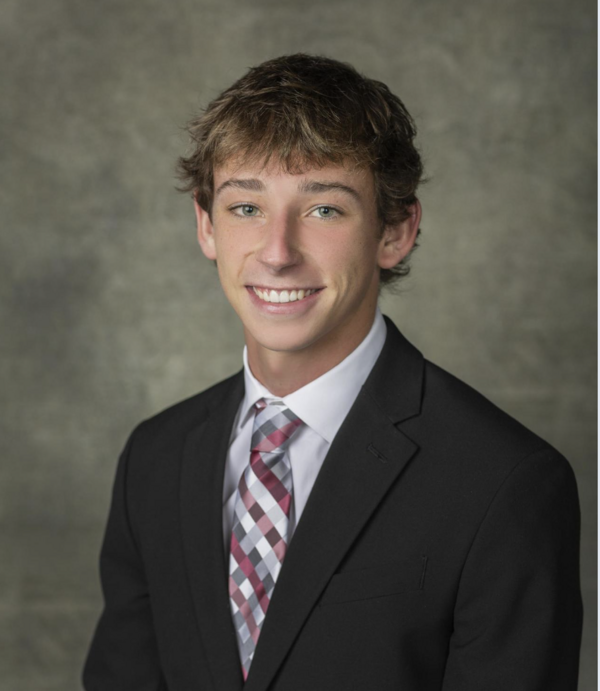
[1,0,596,689]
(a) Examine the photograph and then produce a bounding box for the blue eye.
[230,204,259,217]
[239,205,258,216]
[313,206,340,219]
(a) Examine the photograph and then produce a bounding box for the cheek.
[329,236,380,283]
[214,234,247,271]
[213,244,244,296]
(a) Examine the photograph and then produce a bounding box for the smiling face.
[195,159,420,381]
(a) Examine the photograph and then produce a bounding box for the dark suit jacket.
[83,317,583,690]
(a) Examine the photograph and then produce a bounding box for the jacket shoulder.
[406,358,564,473]
[399,359,578,532]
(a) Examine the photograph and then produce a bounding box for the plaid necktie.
[228,398,303,680]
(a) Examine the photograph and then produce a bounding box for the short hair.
[178,54,424,287]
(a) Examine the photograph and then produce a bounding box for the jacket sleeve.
[441,447,583,691]
[82,427,168,691]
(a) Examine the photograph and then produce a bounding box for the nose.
[255,214,302,272]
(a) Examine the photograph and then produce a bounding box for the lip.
[252,286,321,292]
[246,286,323,314]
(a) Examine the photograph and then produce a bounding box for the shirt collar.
[240,308,387,443]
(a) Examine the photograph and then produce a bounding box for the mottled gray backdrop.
[1,0,596,688]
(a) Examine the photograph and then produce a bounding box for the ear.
[194,197,217,261]
[377,200,422,270]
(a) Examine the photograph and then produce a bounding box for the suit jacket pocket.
[319,555,427,606]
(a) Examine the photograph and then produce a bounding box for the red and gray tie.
[228,398,303,679]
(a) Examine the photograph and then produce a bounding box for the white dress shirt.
[222,308,387,551]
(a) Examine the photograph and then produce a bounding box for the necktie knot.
[251,398,303,454]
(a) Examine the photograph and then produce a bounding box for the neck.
[246,311,377,397]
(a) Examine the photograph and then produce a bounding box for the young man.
[83,54,583,690]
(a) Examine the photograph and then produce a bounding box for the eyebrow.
[214,177,361,202]
[297,180,361,202]
[215,178,266,196]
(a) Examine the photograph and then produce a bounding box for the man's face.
[195,159,417,362]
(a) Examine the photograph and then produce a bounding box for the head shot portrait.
[1,4,595,691]
[83,54,586,690]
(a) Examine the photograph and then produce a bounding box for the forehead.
[213,158,376,199]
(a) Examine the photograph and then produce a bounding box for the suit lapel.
[244,318,425,691]
[180,372,246,691]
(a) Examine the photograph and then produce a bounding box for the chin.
[249,323,321,354]
[255,335,315,354]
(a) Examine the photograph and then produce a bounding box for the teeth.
[253,287,317,303]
